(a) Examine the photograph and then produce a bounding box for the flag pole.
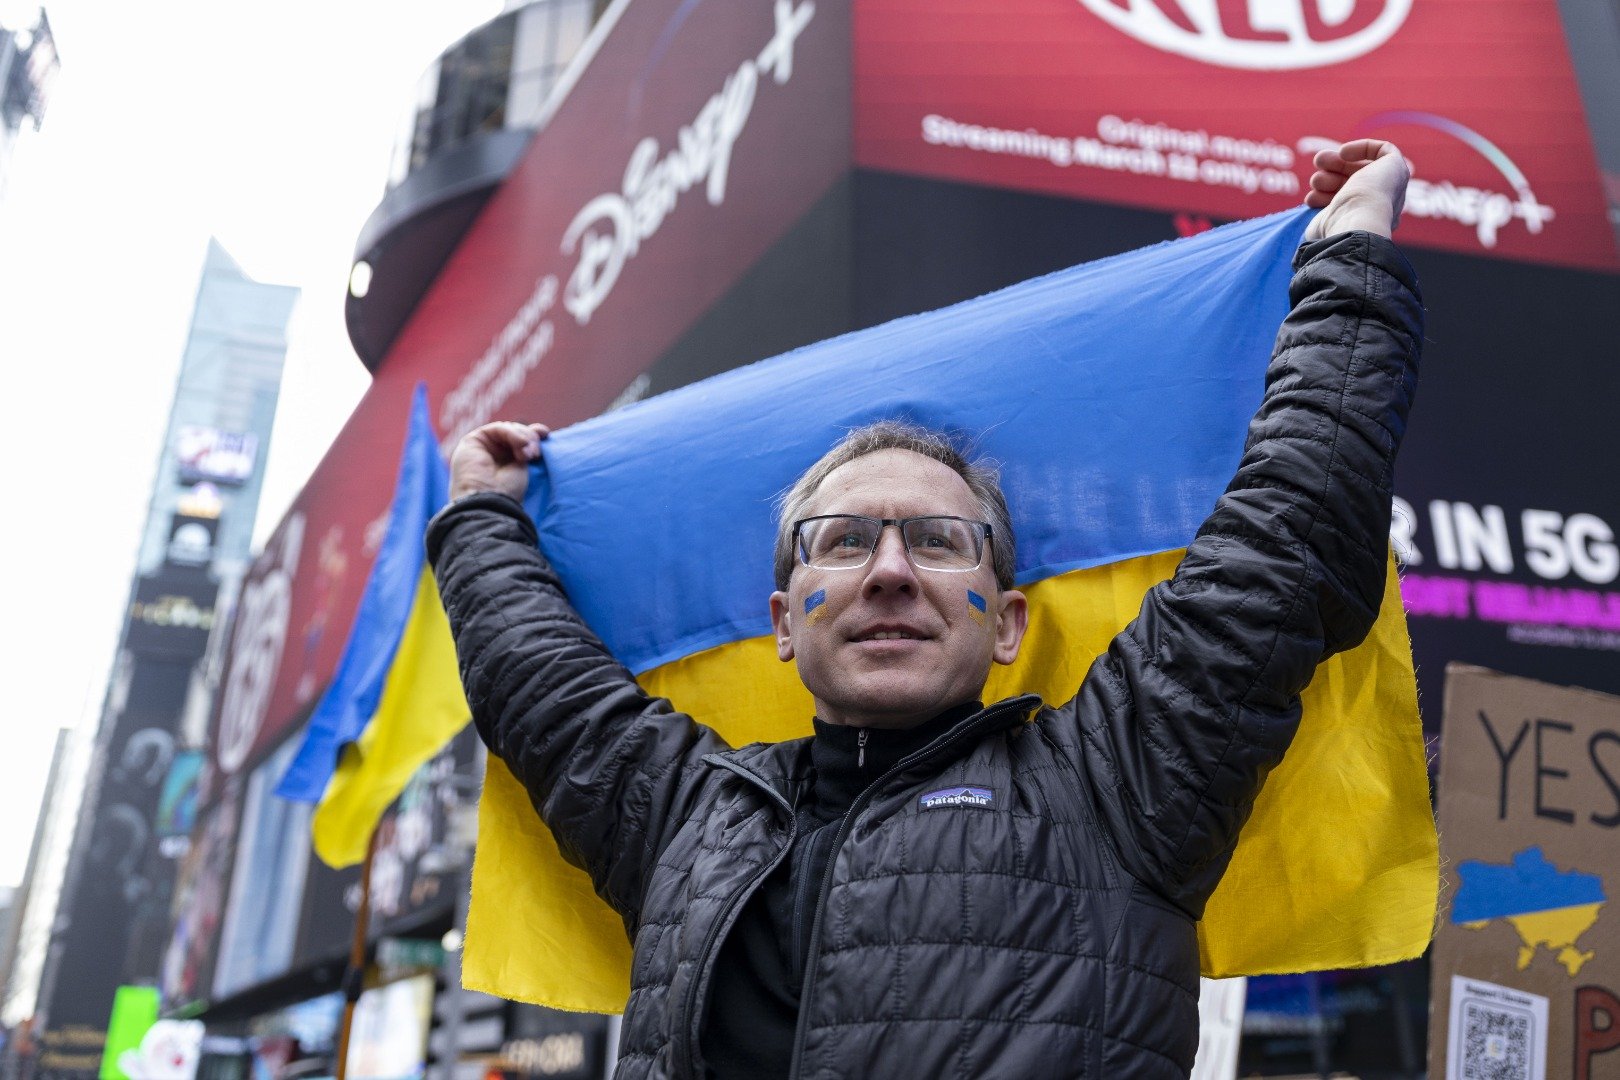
[334,826,380,1080]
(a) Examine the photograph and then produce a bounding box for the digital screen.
[176,426,259,486]
[345,976,433,1080]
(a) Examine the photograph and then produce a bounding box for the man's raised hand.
[449,421,550,502]
[1304,139,1410,241]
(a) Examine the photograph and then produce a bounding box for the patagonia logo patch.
[919,786,994,810]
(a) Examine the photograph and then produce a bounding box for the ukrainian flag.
[463,208,1438,1010]
[276,383,469,868]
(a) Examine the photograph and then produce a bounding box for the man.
[427,140,1421,1078]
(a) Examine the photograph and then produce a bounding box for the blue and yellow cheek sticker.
[804,589,828,626]
[966,590,988,625]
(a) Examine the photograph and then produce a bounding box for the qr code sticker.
[1460,1000,1533,1080]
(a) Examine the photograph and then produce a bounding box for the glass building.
[132,240,300,595]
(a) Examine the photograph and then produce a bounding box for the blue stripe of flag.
[275,383,449,802]
[525,210,1313,674]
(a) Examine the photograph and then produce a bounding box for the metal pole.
[334,828,379,1080]
[434,761,483,1080]
[1306,971,1330,1079]
[436,854,473,1080]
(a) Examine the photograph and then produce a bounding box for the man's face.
[769,449,1027,729]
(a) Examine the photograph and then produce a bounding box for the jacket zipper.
[785,696,1039,1079]
[857,729,868,769]
[789,835,817,980]
[680,756,798,1078]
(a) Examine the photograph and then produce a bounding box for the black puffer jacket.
[427,231,1423,1079]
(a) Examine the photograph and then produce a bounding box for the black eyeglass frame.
[791,514,995,573]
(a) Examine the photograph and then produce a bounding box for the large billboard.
[205,0,853,790]
[165,729,483,1012]
[160,795,242,1010]
[40,654,197,1068]
[44,567,220,1057]
[1386,245,1620,715]
[855,0,1619,273]
[125,568,218,661]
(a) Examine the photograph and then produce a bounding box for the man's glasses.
[793,515,993,573]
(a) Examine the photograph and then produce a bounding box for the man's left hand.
[1304,139,1410,241]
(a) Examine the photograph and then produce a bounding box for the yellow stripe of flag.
[312,569,471,868]
[462,550,1436,1010]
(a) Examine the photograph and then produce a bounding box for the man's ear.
[992,589,1028,666]
[769,591,795,662]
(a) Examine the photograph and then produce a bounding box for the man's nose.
[863,527,918,594]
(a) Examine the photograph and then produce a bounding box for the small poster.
[1448,976,1549,1080]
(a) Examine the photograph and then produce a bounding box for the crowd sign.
[1430,666,1620,1079]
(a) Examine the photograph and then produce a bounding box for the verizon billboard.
[855,0,1619,272]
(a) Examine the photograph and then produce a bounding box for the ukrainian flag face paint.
[771,449,1026,731]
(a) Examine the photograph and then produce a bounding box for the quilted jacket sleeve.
[1047,230,1423,916]
[426,491,729,922]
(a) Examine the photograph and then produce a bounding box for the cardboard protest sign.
[1431,665,1620,1080]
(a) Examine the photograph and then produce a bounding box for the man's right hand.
[449,421,549,502]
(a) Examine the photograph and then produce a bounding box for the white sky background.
[0,0,503,887]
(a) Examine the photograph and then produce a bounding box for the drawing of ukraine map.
[1453,846,1608,976]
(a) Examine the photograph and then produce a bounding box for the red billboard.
[855,0,1620,272]
[206,0,851,783]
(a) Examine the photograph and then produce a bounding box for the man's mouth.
[851,627,929,642]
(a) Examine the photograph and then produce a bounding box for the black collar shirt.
[700,702,982,1079]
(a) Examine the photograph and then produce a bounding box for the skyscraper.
[0,8,57,199]
[22,241,296,1080]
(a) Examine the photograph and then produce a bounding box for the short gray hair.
[773,421,1016,592]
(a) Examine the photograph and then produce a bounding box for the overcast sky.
[0,0,503,887]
